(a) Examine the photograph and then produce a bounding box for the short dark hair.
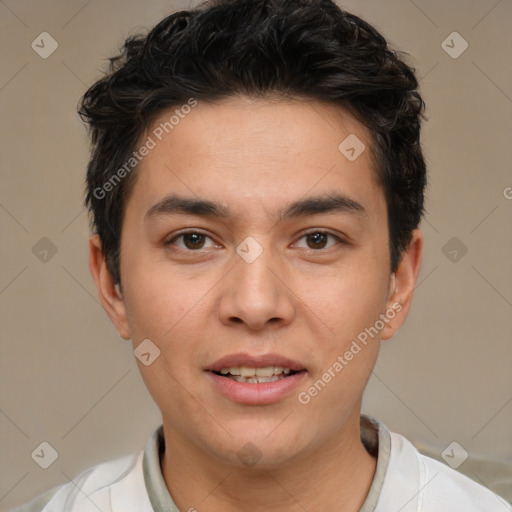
[79,0,426,285]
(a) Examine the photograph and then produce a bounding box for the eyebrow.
[144,193,367,223]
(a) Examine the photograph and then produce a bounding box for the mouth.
[205,353,307,404]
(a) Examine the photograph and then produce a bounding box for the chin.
[203,424,311,470]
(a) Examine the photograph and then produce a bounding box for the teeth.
[217,366,295,383]
[254,376,272,383]
[240,366,256,377]
[232,375,284,383]
[255,367,274,377]
[219,366,292,377]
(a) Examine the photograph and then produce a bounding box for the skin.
[89,96,422,511]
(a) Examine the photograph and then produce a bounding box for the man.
[14,0,511,510]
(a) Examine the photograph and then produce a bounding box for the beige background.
[1,0,511,510]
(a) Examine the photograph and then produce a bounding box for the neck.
[161,409,377,512]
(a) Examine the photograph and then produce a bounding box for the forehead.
[126,96,384,220]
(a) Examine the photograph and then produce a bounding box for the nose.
[217,245,295,332]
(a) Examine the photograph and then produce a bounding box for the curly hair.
[79,0,426,285]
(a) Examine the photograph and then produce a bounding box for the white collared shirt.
[13,415,511,511]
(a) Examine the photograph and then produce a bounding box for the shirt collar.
[358,414,392,511]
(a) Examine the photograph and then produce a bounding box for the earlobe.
[381,229,423,341]
[88,234,131,340]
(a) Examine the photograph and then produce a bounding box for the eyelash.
[164,229,346,252]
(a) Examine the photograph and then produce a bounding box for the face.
[91,96,421,469]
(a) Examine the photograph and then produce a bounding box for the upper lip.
[206,353,306,373]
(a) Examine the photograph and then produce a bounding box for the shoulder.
[10,486,62,512]
[11,450,153,512]
[377,431,512,511]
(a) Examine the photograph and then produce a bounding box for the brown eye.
[306,232,328,249]
[165,231,217,251]
[182,232,206,249]
[295,231,342,250]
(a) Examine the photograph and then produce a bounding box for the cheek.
[297,272,385,417]
[122,257,210,341]
[122,267,211,413]
[298,262,389,343]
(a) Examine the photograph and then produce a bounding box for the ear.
[381,229,423,340]
[88,234,131,340]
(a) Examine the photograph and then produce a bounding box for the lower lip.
[206,371,307,405]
